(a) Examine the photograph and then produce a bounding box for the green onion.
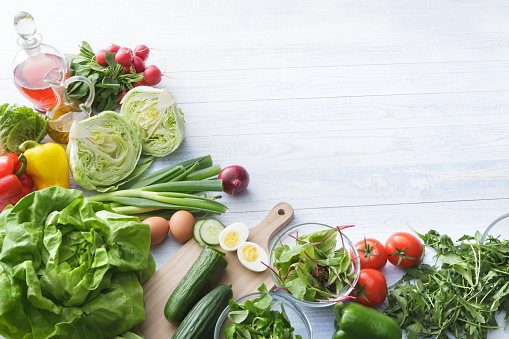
[170,161,201,182]
[86,155,227,216]
[140,180,223,192]
[128,155,213,188]
[184,165,221,181]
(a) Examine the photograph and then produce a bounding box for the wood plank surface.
[0,0,508,338]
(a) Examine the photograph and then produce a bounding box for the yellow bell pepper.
[18,141,70,190]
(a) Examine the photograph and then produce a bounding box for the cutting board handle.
[249,202,294,253]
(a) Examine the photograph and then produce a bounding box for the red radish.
[115,47,133,66]
[133,80,147,87]
[218,165,250,195]
[134,45,150,61]
[143,65,162,85]
[118,91,128,101]
[95,49,107,66]
[132,56,146,73]
[106,44,120,53]
[123,64,133,73]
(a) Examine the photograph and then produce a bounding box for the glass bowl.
[482,212,509,244]
[214,292,312,339]
[268,222,361,308]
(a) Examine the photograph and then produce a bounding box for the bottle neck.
[18,33,41,56]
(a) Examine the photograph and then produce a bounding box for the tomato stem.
[387,242,417,267]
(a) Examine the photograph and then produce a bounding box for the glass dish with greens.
[214,284,312,339]
[268,223,360,308]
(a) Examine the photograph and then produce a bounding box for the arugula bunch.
[225,284,302,339]
[272,227,355,302]
[385,230,509,339]
[65,41,143,111]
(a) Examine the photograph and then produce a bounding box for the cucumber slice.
[199,219,225,246]
[193,220,206,246]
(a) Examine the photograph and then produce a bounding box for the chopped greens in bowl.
[214,283,311,339]
[268,223,360,307]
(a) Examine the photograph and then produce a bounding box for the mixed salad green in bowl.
[268,223,360,308]
[214,284,312,339]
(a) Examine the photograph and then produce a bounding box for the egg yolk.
[223,230,240,248]
[241,244,259,262]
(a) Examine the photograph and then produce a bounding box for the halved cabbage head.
[120,86,186,157]
[67,111,142,192]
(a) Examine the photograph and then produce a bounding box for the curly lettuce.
[120,87,185,157]
[0,103,47,155]
[67,111,143,192]
[0,186,155,339]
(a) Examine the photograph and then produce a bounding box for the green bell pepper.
[332,302,402,339]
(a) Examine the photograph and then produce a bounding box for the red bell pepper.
[0,153,34,211]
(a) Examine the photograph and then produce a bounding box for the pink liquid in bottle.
[13,53,68,113]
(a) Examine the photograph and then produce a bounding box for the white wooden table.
[1,1,509,338]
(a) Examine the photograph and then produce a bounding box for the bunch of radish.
[95,44,162,86]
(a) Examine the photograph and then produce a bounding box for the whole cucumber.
[172,284,233,339]
[164,246,228,323]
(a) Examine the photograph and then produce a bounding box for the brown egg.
[169,210,196,243]
[142,217,170,246]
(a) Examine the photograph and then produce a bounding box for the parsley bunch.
[385,230,509,338]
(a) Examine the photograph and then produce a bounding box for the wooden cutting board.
[139,202,294,338]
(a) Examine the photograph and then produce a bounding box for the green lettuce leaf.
[0,187,154,339]
[0,103,47,154]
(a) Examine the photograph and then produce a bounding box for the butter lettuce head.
[120,87,185,157]
[67,111,142,192]
[0,187,155,339]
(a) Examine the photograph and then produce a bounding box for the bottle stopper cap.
[14,12,39,48]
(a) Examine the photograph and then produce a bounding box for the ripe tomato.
[385,232,423,268]
[352,268,387,307]
[354,238,387,270]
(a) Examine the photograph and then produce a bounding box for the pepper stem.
[334,301,344,321]
[14,154,27,178]
[18,140,41,152]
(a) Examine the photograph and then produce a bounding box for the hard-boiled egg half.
[219,223,249,251]
[237,242,269,272]
[219,223,268,272]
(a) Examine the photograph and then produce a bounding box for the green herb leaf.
[385,229,509,338]
[79,41,95,59]
[228,310,249,324]
[105,50,117,68]
[67,81,90,98]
